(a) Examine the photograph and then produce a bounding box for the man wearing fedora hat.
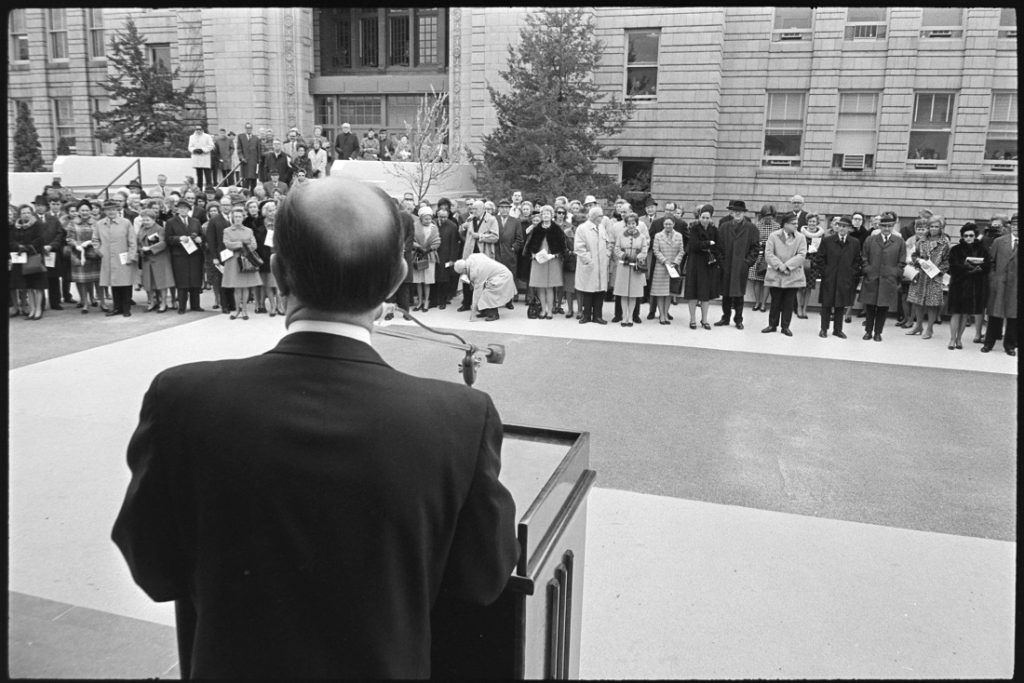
[981,213,1018,355]
[857,212,905,341]
[812,214,862,338]
[713,199,760,329]
[165,199,207,314]
[494,199,524,309]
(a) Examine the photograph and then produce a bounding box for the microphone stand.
[373,307,506,386]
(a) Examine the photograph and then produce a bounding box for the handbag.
[22,253,46,275]
[413,255,430,271]
[238,246,263,273]
[526,296,542,319]
[755,254,768,276]
[669,272,683,295]
[563,250,577,272]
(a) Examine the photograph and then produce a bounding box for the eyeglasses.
[556,210,566,214]
[963,234,976,239]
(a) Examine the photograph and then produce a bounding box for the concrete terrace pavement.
[7,294,1018,678]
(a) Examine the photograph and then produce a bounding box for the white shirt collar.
[286,319,373,347]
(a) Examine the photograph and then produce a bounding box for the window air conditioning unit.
[841,154,865,170]
[913,161,939,170]
[988,162,1017,173]
[999,29,1017,39]
[779,31,805,40]
[922,29,953,38]
[767,158,795,166]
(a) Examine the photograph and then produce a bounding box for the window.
[359,14,379,67]
[762,92,806,166]
[985,93,1018,169]
[316,96,336,143]
[148,43,171,72]
[907,92,955,166]
[773,7,812,40]
[417,11,438,65]
[387,10,410,66]
[845,7,887,40]
[49,8,69,60]
[338,96,383,129]
[53,97,76,154]
[91,98,115,155]
[832,93,878,170]
[920,7,963,38]
[625,29,659,100]
[10,9,29,61]
[87,8,105,59]
[387,95,422,131]
[999,8,1017,39]
[620,158,653,210]
[336,16,351,68]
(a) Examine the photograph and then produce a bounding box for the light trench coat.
[574,219,612,292]
[94,216,138,287]
[188,131,216,169]
[763,228,807,288]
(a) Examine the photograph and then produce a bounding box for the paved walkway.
[7,298,1017,678]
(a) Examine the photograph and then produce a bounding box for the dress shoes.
[505,302,514,310]
[192,307,205,312]
[578,318,590,324]
[611,317,623,323]
[123,310,132,317]
[980,345,992,353]
[818,330,828,338]
[457,305,471,312]
[105,309,123,317]
[484,313,499,321]
[761,326,777,333]
[647,311,656,320]
[1007,348,1017,356]
[593,318,607,325]
[476,311,489,318]
[50,305,64,311]
[781,328,792,336]
[146,302,159,312]
[832,330,847,339]
[873,333,882,342]
[713,319,730,326]
[863,332,872,340]
[633,315,643,324]
[178,309,186,315]
[735,322,744,330]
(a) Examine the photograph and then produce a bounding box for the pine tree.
[473,8,634,202]
[13,101,46,171]
[92,18,206,157]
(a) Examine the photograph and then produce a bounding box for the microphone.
[373,305,506,386]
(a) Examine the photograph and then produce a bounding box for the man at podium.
[111,177,519,678]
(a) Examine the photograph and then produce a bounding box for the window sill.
[9,61,30,71]
[841,40,887,51]
[46,60,70,69]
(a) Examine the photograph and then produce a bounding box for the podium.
[431,425,596,679]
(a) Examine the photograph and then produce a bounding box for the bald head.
[275,177,407,313]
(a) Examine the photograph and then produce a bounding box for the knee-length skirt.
[906,273,944,307]
[411,262,436,284]
[648,261,677,297]
[221,255,263,288]
[529,257,563,288]
[613,264,646,298]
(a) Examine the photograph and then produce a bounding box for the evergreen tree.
[13,101,46,171]
[92,18,206,157]
[473,8,634,201]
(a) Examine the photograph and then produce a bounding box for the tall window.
[845,7,886,40]
[773,7,812,40]
[986,92,1018,165]
[49,8,69,60]
[625,29,659,100]
[87,8,105,59]
[10,9,29,61]
[359,14,379,67]
[920,8,963,37]
[832,93,878,170]
[999,8,1017,38]
[387,95,422,131]
[53,97,76,153]
[148,43,171,72]
[336,15,351,68]
[91,98,114,155]
[763,92,806,165]
[417,11,438,65]
[908,92,955,163]
[387,10,410,66]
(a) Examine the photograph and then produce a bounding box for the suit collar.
[267,331,390,367]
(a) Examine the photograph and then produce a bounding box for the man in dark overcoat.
[236,122,263,193]
[812,214,862,338]
[981,213,1018,355]
[494,198,525,308]
[164,199,206,313]
[857,214,905,341]
[333,122,361,161]
[714,199,760,329]
[261,139,293,185]
[40,196,68,310]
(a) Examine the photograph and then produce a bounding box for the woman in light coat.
[411,206,442,312]
[905,215,951,339]
[453,253,516,321]
[221,206,262,320]
[761,211,806,336]
[137,209,175,312]
[574,206,612,324]
[612,213,649,327]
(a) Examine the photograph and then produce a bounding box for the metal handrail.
[216,161,243,188]
[94,159,143,201]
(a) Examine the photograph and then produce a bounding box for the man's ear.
[270,254,290,296]
[387,258,408,299]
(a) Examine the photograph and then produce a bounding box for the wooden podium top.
[498,425,595,594]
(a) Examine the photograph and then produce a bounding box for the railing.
[93,159,143,202]
[216,161,243,188]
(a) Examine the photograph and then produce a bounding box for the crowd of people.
[182,120,436,193]
[9,162,1019,356]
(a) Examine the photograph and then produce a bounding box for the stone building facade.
[7,7,1017,226]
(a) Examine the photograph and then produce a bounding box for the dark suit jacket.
[237,133,263,180]
[260,152,292,184]
[334,132,361,160]
[812,234,862,308]
[112,332,519,678]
